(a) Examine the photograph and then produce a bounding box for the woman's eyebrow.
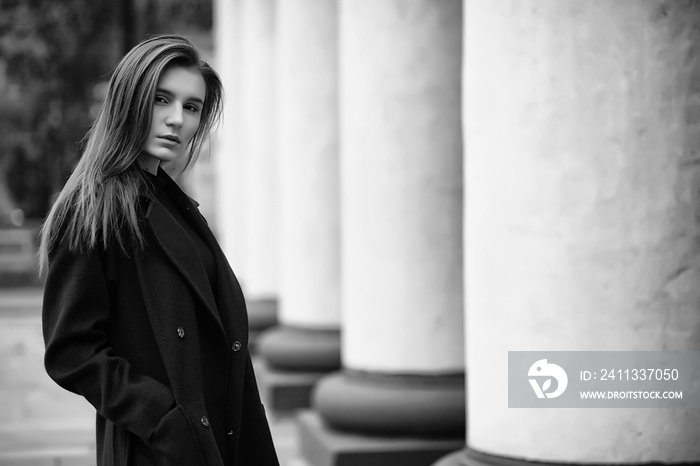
[156,87,204,105]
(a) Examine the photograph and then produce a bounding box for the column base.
[258,325,341,372]
[432,448,689,466]
[298,410,465,466]
[314,370,465,437]
[256,326,341,413]
[255,357,329,413]
[431,449,491,466]
[246,297,278,353]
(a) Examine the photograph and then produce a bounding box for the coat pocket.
[148,405,208,466]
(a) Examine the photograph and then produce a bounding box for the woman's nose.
[165,105,184,127]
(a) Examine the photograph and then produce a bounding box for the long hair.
[38,34,223,273]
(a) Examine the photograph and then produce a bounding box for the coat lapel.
[142,197,226,338]
[207,229,249,344]
[182,205,249,344]
[157,172,249,343]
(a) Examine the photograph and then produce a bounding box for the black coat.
[42,170,280,466]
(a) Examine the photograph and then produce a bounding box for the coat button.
[177,327,185,339]
[231,341,242,352]
[227,429,234,436]
[200,416,209,427]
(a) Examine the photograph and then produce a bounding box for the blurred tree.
[0,0,121,219]
[0,0,213,220]
[123,0,213,52]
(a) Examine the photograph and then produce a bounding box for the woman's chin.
[145,149,181,164]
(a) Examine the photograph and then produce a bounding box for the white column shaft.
[466,0,700,462]
[239,0,278,298]
[277,0,341,329]
[341,0,464,373]
[213,0,246,272]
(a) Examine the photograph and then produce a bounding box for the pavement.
[0,287,308,466]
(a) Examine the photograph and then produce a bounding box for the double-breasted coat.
[42,170,279,465]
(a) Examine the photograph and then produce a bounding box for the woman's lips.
[158,135,181,144]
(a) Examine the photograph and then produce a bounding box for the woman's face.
[140,65,206,168]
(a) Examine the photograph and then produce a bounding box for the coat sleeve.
[42,241,202,462]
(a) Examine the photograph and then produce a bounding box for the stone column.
[256,0,342,412]
[437,1,700,465]
[213,0,244,266]
[239,0,278,299]
[215,0,279,339]
[299,1,465,465]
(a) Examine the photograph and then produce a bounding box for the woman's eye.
[155,95,168,104]
[185,105,200,113]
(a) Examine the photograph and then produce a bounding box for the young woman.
[39,34,280,466]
